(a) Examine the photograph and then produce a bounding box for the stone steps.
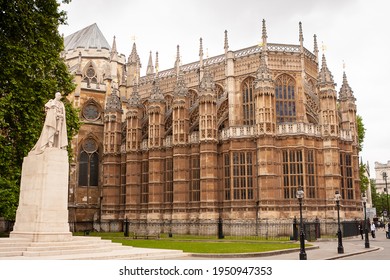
[0,237,187,260]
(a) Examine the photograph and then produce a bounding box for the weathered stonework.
[63,22,362,232]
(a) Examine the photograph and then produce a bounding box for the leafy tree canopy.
[0,0,79,220]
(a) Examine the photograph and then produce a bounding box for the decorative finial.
[343,60,346,70]
[175,45,181,75]
[262,19,267,40]
[131,35,137,43]
[313,35,319,54]
[155,51,159,75]
[199,37,204,57]
[299,22,303,43]
[224,30,229,51]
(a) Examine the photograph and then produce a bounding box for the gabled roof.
[64,23,111,51]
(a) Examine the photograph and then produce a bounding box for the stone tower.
[102,87,123,221]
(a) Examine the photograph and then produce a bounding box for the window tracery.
[78,138,99,187]
[275,74,296,123]
[242,77,255,126]
[82,62,98,88]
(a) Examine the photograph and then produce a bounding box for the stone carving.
[30,92,68,154]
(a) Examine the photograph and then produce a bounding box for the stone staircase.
[0,236,187,260]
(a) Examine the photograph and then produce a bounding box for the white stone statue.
[30,92,68,154]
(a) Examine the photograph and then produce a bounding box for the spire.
[224,30,229,53]
[339,71,355,101]
[317,54,335,86]
[105,87,122,112]
[262,19,267,48]
[155,51,159,76]
[313,34,319,62]
[149,52,164,102]
[110,36,118,61]
[255,51,273,84]
[128,80,141,107]
[128,42,140,65]
[299,22,304,45]
[199,64,215,93]
[174,64,187,98]
[174,45,181,76]
[199,37,204,68]
[146,51,154,76]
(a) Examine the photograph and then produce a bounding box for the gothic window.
[306,150,316,198]
[224,153,231,200]
[282,149,317,199]
[275,74,296,123]
[78,138,99,187]
[190,155,200,202]
[282,150,303,199]
[340,153,354,199]
[82,102,101,121]
[242,77,255,126]
[165,157,173,203]
[141,160,149,204]
[82,62,98,87]
[224,151,254,200]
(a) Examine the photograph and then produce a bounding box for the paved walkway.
[174,232,387,260]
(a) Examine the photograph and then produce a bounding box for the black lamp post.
[362,193,370,248]
[335,190,344,254]
[383,172,389,218]
[297,186,307,260]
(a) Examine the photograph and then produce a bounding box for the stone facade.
[374,161,390,194]
[62,22,362,232]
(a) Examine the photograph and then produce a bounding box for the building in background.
[62,21,362,233]
[374,161,390,194]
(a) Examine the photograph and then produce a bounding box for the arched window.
[78,138,99,187]
[275,74,296,123]
[242,77,255,125]
[82,62,98,88]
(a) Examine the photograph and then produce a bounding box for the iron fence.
[66,219,362,241]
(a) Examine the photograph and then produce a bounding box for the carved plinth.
[10,148,72,242]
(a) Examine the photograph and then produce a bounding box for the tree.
[357,115,366,152]
[0,0,79,220]
[357,115,368,193]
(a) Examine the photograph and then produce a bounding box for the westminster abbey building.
[62,21,362,234]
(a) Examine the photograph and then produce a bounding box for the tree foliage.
[370,179,390,217]
[357,115,366,152]
[0,0,79,219]
[356,115,368,193]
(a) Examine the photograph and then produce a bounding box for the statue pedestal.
[10,148,72,242]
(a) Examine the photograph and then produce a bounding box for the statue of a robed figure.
[30,92,68,154]
[11,92,72,242]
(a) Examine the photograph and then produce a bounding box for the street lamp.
[362,193,370,248]
[383,172,389,219]
[334,190,344,254]
[296,186,307,260]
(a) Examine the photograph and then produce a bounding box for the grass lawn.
[74,232,302,254]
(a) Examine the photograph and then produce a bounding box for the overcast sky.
[58,0,390,178]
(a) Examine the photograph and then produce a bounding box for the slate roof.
[64,23,111,51]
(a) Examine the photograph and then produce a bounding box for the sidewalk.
[174,234,383,260]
